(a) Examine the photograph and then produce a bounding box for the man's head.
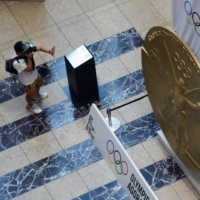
[14,41,31,55]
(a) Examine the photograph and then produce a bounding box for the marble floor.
[0,0,199,199]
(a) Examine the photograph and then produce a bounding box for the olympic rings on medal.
[174,52,192,78]
[107,140,128,175]
[184,1,200,36]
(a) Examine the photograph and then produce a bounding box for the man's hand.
[24,52,33,72]
[36,46,56,58]
[49,46,55,58]
[27,52,33,59]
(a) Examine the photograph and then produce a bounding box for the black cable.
[110,94,148,111]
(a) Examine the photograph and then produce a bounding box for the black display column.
[64,45,99,107]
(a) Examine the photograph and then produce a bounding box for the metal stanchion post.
[105,107,120,132]
[107,108,112,127]
[104,95,148,132]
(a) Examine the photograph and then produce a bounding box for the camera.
[23,46,37,55]
[23,46,36,72]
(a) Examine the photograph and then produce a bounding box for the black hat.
[14,41,31,53]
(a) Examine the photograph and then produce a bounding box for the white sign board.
[172,0,200,62]
[85,104,158,200]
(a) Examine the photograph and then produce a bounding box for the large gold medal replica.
[142,23,200,173]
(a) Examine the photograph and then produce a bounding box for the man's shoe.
[32,92,48,103]
[26,104,42,114]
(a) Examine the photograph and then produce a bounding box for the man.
[13,41,55,114]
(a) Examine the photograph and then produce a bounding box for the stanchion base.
[105,117,120,132]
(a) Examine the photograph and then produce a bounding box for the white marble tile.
[61,18,103,49]
[45,171,88,200]
[0,35,29,52]
[113,92,147,110]
[155,185,181,200]
[142,136,170,162]
[9,2,55,34]
[119,47,143,73]
[171,178,200,200]
[150,0,172,22]
[118,0,165,33]
[0,81,68,124]
[78,159,116,190]
[0,114,6,127]
[86,2,116,17]
[96,57,129,85]
[20,131,62,163]
[117,95,153,123]
[1,45,23,60]
[42,0,83,23]
[0,145,30,176]
[0,2,6,10]
[30,29,73,62]
[90,6,132,38]
[0,94,33,124]
[4,1,20,7]
[13,186,53,200]
[76,0,113,12]
[57,13,88,29]
[58,77,68,88]
[37,81,68,110]
[140,30,148,40]
[113,0,131,5]
[0,53,10,80]
[127,143,154,169]
[27,24,59,40]
[52,118,90,149]
[0,8,25,45]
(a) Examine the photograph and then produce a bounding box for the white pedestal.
[157,130,200,195]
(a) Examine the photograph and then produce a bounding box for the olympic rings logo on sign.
[107,140,128,175]
[184,1,200,36]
